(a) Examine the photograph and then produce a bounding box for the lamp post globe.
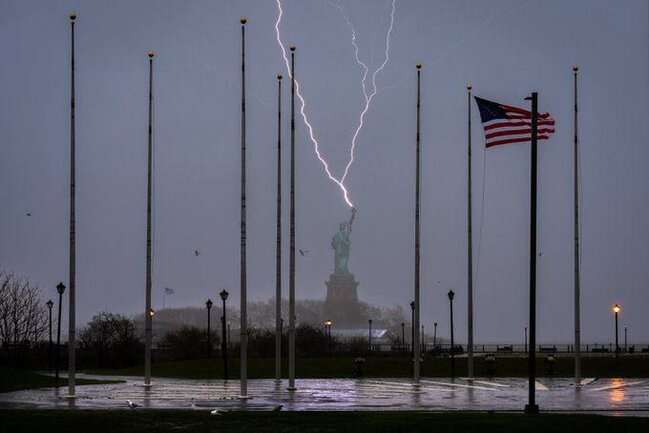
[57,282,66,295]
[220,290,229,302]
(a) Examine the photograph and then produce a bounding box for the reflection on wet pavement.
[0,375,647,416]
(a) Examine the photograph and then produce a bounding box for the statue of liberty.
[332,208,356,275]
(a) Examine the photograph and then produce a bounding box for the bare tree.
[0,272,48,346]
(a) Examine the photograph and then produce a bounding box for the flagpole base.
[524,404,539,414]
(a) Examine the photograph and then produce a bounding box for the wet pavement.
[1,375,648,416]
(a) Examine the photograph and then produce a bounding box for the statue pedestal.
[324,273,363,327]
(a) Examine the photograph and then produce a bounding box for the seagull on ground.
[210,408,227,416]
[126,400,141,409]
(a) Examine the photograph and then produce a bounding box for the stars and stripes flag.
[474,96,555,148]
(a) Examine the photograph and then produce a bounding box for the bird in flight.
[299,249,309,257]
[25,213,32,217]
[194,250,200,256]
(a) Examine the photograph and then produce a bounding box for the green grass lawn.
[87,354,649,380]
[0,369,124,393]
[1,410,647,433]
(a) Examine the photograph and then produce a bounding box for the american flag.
[474,96,555,148]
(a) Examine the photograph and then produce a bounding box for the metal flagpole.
[275,73,283,382]
[287,45,297,392]
[524,91,539,414]
[467,83,474,380]
[144,51,154,388]
[572,65,581,385]
[239,16,249,399]
[68,13,77,399]
[413,63,422,386]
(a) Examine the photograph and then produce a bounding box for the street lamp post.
[433,322,437,348]
[368,319,372,352]
[410,301,415,358]
[205,299,213,359]
[220,290,229,379]
[325,320,332,354]
[46,300,53,373]
[401,322,405,352]
[524,326,528,353]
[55,283,65,383]
[448,290,456,378]
[421,325,425,350]
[613,304,620,357]
[624,326,628,353]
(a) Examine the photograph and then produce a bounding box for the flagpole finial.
[148,51,155,59]
[572,64,579,72]
[240,17,247,25]
[277,73,283,80]
[467,84,472,91]
[69,13,76,21]
[290,45,296,52]
[416,63,422,70]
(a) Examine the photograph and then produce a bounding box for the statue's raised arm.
[349,207,356,232]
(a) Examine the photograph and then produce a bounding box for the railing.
[419,343,649,354]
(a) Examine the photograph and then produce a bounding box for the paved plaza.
[1,375,648,416]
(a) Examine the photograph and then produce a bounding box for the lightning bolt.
[327,0,396,183]
[275,0,353,207]
[275,0,396,208]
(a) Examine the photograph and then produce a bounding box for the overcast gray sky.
[1,0,648,343]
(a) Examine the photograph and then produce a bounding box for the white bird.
[126,400,141,409]
[210,408,227,416]
[272,405,283,412]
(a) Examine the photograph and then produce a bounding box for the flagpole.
[68,12,77,399]
[144,50,154,388]
[524,91,539,414]
[287,45,297,392]
[413,63,422,386]
[573,65,581,385]
[467,83,474,380]
[275,73,283,383]
[239,16,249,399]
